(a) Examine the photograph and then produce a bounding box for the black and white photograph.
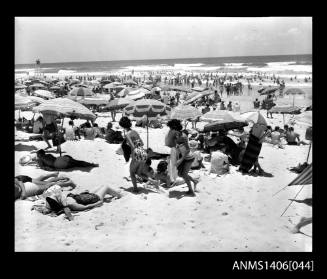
[14,17,312,252]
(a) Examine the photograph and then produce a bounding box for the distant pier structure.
[35,59,41,77]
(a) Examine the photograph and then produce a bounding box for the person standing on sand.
[119,116,146,193]
[42,113,58,150]
[165,119,183,183]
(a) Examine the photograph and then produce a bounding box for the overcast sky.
[15,17,312,64]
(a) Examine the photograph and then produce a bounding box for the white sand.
[15,90,312,252]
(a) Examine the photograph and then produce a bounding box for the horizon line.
[15,53,312,66]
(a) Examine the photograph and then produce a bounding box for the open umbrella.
[33,89,55,99]
[201,110,240,123]
[192,86,207,92]
[15,84,27,90]
[106,98,133,111]
[103,82,123,89]
[15,95,36,110]
[151,87,162,92]
[184,92,203,104]
[269,105,301,125]
[33,97,96,120]
[29,83,46,89]
[125,89,145,100]
[68,87,94,98]
[238,111,268,126]
[78,97,109,106]
[50,85,61,90]
[123,99,171,149]
[284,88,306,106]
[123,79,137,86]
[28,96,46,105]
[202,117,247,133]
[170,104,202,120]
[259,86,280,95]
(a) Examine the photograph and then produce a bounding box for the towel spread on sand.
[239,134,262,173]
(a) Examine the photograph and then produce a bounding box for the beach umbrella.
[33,97,96,120]
[72,83,89,88]
[123,79,137,86]
[103,82,122,89]
[69,79,80,85]
[259,86,280,95]
[15,84,27,90]
[50,85,61,90]
[15,95,36,110]
[257,87,266,93]
[269,105,301,125]
[201,110,240,123]
[68,87,94,98]
[201,90,214,97]
[78,97,109,106]
[29,83,46,89]
[28,96,46,104]
[238,111,268,126]
[170,104,202,120]
[123,99,171,149]
[33,89,55,99]
[125,89,145,100]
[192,86,207,92]
[184,92,203,104]
[106,98,133,111]
[284,88,306,106]
[202,118,247,133]
[151,86,162,92]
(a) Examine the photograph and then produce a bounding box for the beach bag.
[210,151,229,175]
[68,192,100,205]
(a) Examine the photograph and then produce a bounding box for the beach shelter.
[269,105,301,125]
[123,99,171,149]
[33,89,55,99]
[106,98,133,111]
[68,87,94,98]
[170,104,202,120]
[33,97,96,120]
[284,88,306,106]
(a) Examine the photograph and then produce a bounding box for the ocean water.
[15,54,312,76]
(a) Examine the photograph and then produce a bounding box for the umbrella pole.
[293,95,295,107]
[283,113,285,126]
[306,142,312,163]
[147,114,149,150]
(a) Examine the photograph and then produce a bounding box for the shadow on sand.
[168,190,195,199]
[15,143,38,152]
[120,186,158,195]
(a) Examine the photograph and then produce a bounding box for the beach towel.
[239,134,262,173]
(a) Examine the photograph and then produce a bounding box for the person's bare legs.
[129,160,139,193]
[291,217,312,233]
[93,186,122,200]
[34,172,59,182]
[182,174,195,196]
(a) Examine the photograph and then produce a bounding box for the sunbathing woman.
[43,185,123,221]
[36,149,99,170]
[15,172,76,200]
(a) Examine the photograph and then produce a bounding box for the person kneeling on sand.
[15,172,76,200]
[36,149,99,170]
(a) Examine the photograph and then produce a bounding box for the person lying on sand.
[38,185,122,221]
[15,172,76,200]
[36,149,99,170]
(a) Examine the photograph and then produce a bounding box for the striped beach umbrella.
[288,163,312,186]
[259,86,280,95]
[15,95,36,110]
[192,86,207,92]
[239,111,267,126]
[33,89,55,99]
[106,98,133,111]
[170,104,202,120]
[269,105,301,125]
[124,99,171,149]
[201,110,238,123]
[33,97,96,120]
[125,89,145,100]
[184,92,203,104]
[29,83,46,89]
[68,87,94,98]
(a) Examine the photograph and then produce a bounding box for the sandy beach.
[15,83,312,251]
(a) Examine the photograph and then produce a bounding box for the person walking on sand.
[119,116,147,193]
[165,119,183,183]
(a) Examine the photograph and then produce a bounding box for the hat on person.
[189,140,198,149]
